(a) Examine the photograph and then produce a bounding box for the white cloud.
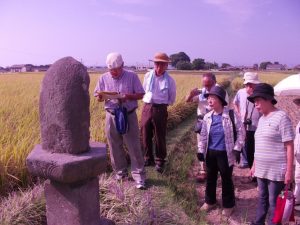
[100,12,149,22]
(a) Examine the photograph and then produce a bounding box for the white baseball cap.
[243,72,260,84]
[106,52,124,69]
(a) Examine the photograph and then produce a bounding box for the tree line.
[169,52,284,70]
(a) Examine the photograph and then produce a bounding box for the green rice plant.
[0,71,208,194]
[1,70,288,194]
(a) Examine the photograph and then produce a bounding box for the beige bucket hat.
[151,52,171,63]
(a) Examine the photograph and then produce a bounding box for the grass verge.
[0,114,202,225]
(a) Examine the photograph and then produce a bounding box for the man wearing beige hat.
[141,52,176,173]
[94,52,146,189]
[233,72,261,174]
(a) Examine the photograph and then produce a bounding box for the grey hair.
[202,72,216,82]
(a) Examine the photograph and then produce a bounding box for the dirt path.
[190,95,300,225]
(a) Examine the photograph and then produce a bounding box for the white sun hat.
[243,72,260,84]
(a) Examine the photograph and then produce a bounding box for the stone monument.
[27,57,114,225]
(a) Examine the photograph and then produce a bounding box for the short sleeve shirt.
[254,110,295,181]
[94,70,144,111]
[233,88,261,131]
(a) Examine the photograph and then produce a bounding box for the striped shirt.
[254,109,295,181]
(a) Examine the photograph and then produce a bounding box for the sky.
[0,0,300,67]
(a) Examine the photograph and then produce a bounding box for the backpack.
[114,105,128,135]
[229,109,237,143]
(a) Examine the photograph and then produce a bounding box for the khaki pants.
[105,111,145,183]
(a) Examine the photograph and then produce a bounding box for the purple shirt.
[94,70,145,111]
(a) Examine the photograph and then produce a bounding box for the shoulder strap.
[229,109,237,142]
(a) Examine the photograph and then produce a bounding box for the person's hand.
[96,93,104,102]
[191,88,201,96]
[118,94,127,103]
[197,153,205,162]
[233,150,240,164]
[285,170,293,185]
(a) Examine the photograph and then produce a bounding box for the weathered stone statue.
[27,57,114,225]
[39,56,90,154]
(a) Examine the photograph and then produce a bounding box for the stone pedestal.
[27,142,115,225]
[45,178,100,225]
[26,57,115,225]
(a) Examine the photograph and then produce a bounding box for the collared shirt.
[94,70,144,111]
[142,70,176,105]
[233,88,261,131]
[199,107,245,167]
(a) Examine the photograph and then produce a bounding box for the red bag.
[273,187,295,224]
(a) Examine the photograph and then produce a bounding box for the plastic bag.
[273,189,295,224]
[114,105,128,135]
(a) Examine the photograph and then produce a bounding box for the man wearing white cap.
[141,52,176,173]
[233,72,261,175]
[94,52,146,189]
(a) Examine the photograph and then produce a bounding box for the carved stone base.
[45,178,115,225]
[27,142,107,183]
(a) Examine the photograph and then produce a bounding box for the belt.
[106,108,136,115]
[146,103,168,107]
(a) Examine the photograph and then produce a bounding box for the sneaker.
[222,207,234,217]
[200,203,217,212]
[136,182,146,190]
[115,173,129,181]
[155,164,164,173]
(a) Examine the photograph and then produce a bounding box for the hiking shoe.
[135,182,146,190]
[200,203,217,212]
[115,173,129,181]
[155,164,164,173]
[222,207,234,217]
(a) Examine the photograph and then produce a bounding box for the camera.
[244,118,252,130]
[243,119,252,125]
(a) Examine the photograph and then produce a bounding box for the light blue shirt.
[142,70,176,105]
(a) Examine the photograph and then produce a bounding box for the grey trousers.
[105,111,146,183]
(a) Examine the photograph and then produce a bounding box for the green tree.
[221,63,231,68]
[176,60,192,70]
[170,52,190,67]
[205,61,219,70]
[259,61,272,70]
[253,64,258,70]
[192,58,205,70]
